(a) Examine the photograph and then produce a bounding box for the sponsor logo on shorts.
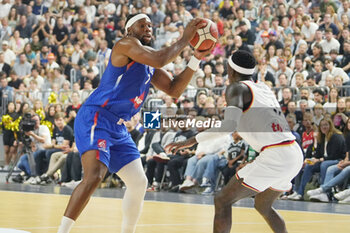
[97,139,107,152]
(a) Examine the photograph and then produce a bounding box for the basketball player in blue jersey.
[166,50,304,233]
[57,14,213,233]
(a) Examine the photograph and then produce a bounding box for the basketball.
[190,19,218,51]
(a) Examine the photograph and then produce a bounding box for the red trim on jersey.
[101,99,109,108]
[240,81,254,113]
[126,61,135,71]
[93,112,99,125]
[260,140,295,152]
[96,150,100,160]
[235,173,260,193]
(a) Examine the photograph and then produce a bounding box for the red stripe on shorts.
[260,140,295,152]
[96,150,100,160]
[93,112,99,126]
[235,173,260,193]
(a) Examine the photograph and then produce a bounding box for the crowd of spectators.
[0,0,349,203]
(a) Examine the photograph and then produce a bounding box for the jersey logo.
[130,91,145,109]
[271,122,283,132]
[97,139,107,152]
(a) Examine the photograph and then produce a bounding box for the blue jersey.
[75,56,155,172]
[84,57,155,121]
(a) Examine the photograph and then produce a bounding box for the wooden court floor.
[0,191,350,233]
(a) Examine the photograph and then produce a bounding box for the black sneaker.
[40,174,53,185]
[40,174,49,182]
[169,185,180,193]
[12,174,24,183]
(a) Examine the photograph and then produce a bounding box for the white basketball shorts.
[236,141,304,192]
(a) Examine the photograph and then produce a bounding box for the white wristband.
[187,56,200,71]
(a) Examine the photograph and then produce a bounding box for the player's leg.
[253,143,303,232]
[57,150,108,233]
[254,188,286,233]
[117,158,148,233]
[64,150,107,218]
[213,175,257,233]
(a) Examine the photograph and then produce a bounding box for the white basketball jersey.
[237,80,295,152]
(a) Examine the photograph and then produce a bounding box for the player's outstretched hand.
[165,137,197,155]
[193,42,216,59]
[182,18,207,42]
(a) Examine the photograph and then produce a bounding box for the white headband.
[228,56,255,75]
[125,14,151,32]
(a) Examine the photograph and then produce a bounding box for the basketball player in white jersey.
[166,50,303,233]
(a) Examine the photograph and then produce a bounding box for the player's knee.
[214,193,226,208]
[214,191,240,209]
[138,173,148,189]
[125,173,148,191]
[84,173,104,189]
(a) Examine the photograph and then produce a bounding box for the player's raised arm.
[113,15,206,68]
[193,52,255,144]
[165,98,245,154]
[193,83,250,142]
[151,18,218,98]
[165,52,255,153]
[151,47,215,98]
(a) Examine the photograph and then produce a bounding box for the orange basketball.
[190,19,219,51]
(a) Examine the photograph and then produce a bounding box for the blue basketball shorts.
[74,106,140,173]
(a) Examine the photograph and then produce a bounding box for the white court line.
[1,190,350,217]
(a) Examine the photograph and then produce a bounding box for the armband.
[187,56,200,71]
